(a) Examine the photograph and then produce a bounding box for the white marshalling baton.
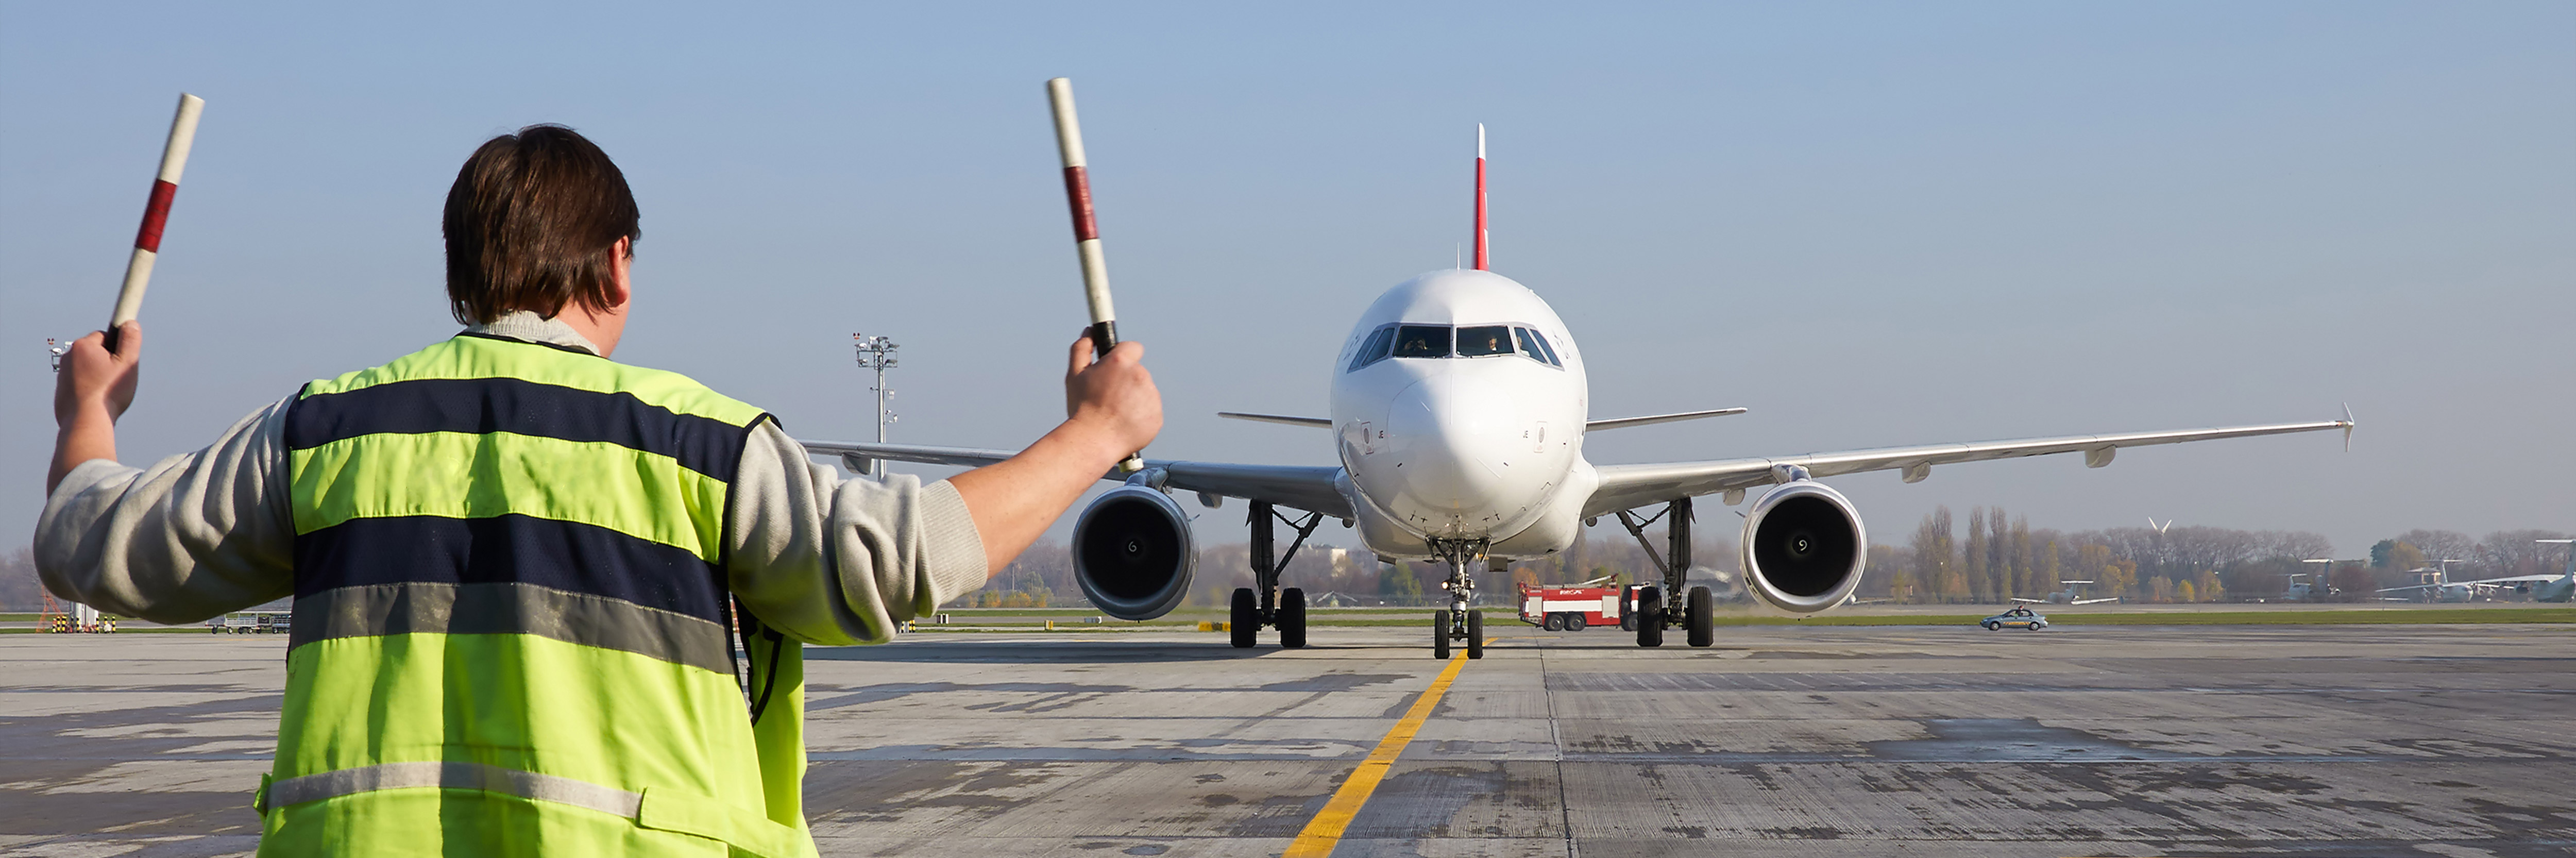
[1046,77,1145,475]
[106,93,206,355]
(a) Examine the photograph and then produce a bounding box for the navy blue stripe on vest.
[283,377,750,482]
[294,514,728,626]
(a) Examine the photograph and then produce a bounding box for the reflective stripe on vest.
[268,761,641,817]
[265,761,808,857]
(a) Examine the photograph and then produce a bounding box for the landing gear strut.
[1231,500,1323,649]
[1613,497,1715,648]
[1426,539,1489,660]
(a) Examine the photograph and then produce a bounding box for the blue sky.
[5,2,2569,558]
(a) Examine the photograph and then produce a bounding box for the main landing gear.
[1231,501,1324,648]
[1612,497,1716,649]
[1427,540,1489,660]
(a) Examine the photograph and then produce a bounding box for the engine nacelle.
[1739,479,1868,613]
[1071,485,1197,620]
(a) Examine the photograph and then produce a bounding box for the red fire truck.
[1518,576,1647,631]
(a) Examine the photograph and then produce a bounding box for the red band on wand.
[1062,166,1099,242]
[135,180,178,253]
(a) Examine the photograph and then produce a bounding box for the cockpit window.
[1456,325,1514,357]
[1516,327,1563,367]
[1513,328,1548,365]
[1393,325,1452,358]
[1347,326,1396,372]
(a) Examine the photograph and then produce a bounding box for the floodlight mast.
[852,333,900,475]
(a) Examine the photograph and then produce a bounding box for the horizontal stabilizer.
[1218,412,1332,428]
[1586,408,1748,432]
[799,439,1020,468]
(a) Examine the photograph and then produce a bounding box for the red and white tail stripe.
[1472,124,1488,271]
[110,93,205,336]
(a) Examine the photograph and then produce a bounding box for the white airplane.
[804,127,2355,658]
[2378,543,2575,602]
[2011,580,2120,605]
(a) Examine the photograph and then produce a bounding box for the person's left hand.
[54,321,142,428]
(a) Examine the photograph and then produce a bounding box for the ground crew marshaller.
[38,125,1162,856]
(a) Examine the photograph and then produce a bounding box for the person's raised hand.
[54,321,142,429]
[1064,332,1161,462]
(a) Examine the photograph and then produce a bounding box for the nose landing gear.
[1233,501,1324,649]
[1427,539,1490,660]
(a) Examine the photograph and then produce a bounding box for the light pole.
[852,333,899,475]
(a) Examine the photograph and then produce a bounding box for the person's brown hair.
[443,125,640,325]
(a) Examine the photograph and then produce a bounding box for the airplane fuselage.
[1330,269,1597,561]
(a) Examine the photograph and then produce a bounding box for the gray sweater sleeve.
[35,396,298,625]
[723,421,990,646]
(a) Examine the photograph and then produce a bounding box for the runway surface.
[3,623,2571,856]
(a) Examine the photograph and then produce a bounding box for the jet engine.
[1739,478,1868,613]
[1071,485,1197,620]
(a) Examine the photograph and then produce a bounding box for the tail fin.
[2548,539,2576,581]
[1472,124,1488,271]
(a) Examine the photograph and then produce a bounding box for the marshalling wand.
[103,93,206,356]
[1046,77,1145,475]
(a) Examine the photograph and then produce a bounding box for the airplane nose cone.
[1382,372,1523,532]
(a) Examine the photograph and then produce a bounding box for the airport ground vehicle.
[1982,607,2049,631]
[1518,577,1646,631]
[208,611,291,633]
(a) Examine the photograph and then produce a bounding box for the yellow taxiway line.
[1281,638,1494,858]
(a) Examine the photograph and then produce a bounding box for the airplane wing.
[1584,416,2353,518]
[2455,574,2569,585]
[797,439,1353,518]
[2071,597,2121,605]
[2009,597,2046,604]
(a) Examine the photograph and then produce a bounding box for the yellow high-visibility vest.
[259,333,814,857]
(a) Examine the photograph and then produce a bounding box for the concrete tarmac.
[2,623,2570,856]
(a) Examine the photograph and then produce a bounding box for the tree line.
[937,510,2568,610]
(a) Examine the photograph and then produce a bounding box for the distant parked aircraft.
[2377,544,2574,602]
[2012,580,2120,605]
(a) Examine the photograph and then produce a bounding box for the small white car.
[1981,607,2048,631]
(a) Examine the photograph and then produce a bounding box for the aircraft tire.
[1230,588,1258,649]
[1466,611,1484,660]
[1433,610,1452,660]
[1686,586,1715,648]
[1635,586,1664,648]
[1279,588,1308,648]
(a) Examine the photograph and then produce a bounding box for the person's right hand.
[1064,333,1161,462]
